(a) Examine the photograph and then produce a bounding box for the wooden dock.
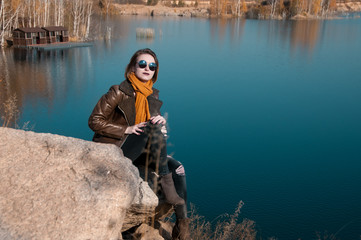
[26,42,93,50]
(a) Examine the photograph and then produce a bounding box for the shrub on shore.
[1,94,19,128]
[1,94,32,130]
[189,201,257,240]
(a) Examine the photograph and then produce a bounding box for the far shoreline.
[111,2,361,20]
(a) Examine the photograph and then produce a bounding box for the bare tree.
[235,0,241,16]
[210,0,222,16]
[68,0,93,40]
[32,0,36,26]
[84,0,93,39]
[53,0,65,26]
[43,0,50,26]
[100,0,113,15]
[0,0,21,46]
[70,0,83,37]
[270,0,279,18]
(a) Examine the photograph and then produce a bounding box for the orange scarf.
[128,72,154,124]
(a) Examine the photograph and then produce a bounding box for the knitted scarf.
[128,72,153,124]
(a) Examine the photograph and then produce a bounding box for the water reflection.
[207,17,325,57]
[289,20,322,55]
[254,19,323,57]
[0,47,94,125]
[209,18,246,46]
[0,48,53,124]
[1,16,360,125]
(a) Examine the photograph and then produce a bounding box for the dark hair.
[125,48,159,82]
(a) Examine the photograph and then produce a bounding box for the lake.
[1,14,361,239]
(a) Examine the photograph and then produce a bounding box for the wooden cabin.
[12,26,69,47]
[12,28,47,47]
[42,26,69,44]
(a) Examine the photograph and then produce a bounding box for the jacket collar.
[119,79,135,97]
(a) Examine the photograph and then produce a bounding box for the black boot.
[159,173,185,205]
[172,218,192,240]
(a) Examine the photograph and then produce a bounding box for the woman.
[88,48,191,239]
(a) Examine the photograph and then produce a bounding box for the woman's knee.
[167,156,186,177]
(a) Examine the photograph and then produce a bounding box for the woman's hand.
[150,115,166,125]
[125,122,147,135]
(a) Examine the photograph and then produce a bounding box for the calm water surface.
[1,15,361,239]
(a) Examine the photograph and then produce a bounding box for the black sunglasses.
[137,60,157,71]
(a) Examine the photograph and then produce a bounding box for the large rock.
[0,127,158,240]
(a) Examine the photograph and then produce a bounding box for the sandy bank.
[113,3,209,17]
[337,2,361,12]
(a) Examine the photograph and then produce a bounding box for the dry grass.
[1,93,33,130]
[315,231,340,240]
[189,201,257,240]
[1,94,20,128]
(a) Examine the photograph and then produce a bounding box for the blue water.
[1,15,361,239]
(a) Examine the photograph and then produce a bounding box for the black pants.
[121,123,188,218]
[121,122,169,176]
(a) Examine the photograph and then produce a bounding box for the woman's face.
[134,54,156,83]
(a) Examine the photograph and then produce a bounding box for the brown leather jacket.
[88,79,163,147]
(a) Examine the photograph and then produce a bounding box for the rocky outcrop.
[0,127,158,240]
[113,4,210,18]
[337,2,361,12]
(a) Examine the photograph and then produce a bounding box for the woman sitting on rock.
[88,48,191,240]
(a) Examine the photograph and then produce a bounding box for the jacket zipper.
[118,106,130,147]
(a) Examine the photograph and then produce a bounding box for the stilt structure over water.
[12,27,69,48]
